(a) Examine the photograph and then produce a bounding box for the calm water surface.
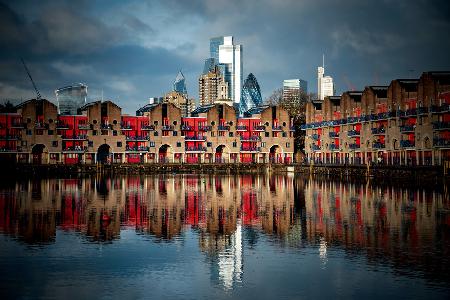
[0,175,449,299]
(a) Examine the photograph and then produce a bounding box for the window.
[26,129,32,135]
[173,131,178,136]
[261,142,266,147]
[93,120,97,124]
[229,132,234,137]
[93,130,97,136]
[211,132,215,137]
[36,130,43,135]
[52,141,58,147]
[113,130,118,136]
[176,142,181,147]
[88,141,93,147]
[282,132,287,137]
[232,141,237,148]
[150,141,155,147]
[154,131,159,136]
[48,130,54,135]
[101,130,108,136]
[286,142,290,148]
[272,132,278,137]
[219,131,225,137]
[117,142,122,147]
[265,132,269,137]
[207,142,212,147]
[113,120,118,125]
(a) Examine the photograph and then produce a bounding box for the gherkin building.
[239,73,263,116]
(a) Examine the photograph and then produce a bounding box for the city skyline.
[0,0,449,114]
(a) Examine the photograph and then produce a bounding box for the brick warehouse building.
[0,100,294,164]
[303,71,450,166]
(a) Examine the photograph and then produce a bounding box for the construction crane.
[20,58,41,100]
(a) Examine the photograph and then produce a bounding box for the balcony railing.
[240,136,261,141]
[63,146,87,152]
[240,146,261,152]
[236,125,248,131]
[218,125,230,131]
[161,125,174,130]
[272,125,283,131]
[126,146,149,152]
[329,132,339,138]
[433,138,450,147]
[400,140,415,148]
[253,125,266,131]
[121,125,132,130]
[417,107,428,115]
[312,144,320,151]
[431,103,450,113]
[377,111,395,120]
[432,121,450,130]
[329,144,339,150]
[371,127,386,134]
[141,125,155,130]
[349,143,360,150]
[62,135,88,140]
[181,125,192,130]
[126,136,150,141]
[35,122,48,129]
[56,123,70,129]
[373,142,385,149]
[400,125,415,132]
[78,124,91,130]
[100,124,111,130]
[311,134,320,140]
[0,135,20,140]
[347,116,360,124]
[198,125,212,131]
[348,130,360,137]
[185,146,207,152]
[405,108,417,116]
[11,122,24,128]
[185,135,206,141]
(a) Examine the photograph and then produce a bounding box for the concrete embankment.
[3,163,446,182]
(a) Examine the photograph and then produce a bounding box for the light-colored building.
[283,79,308,102]
[163,91,195,117]
[199,66,229,106]
[208,36,243,104]
[317,57,334,100]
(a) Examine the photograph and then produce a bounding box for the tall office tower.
[239,73,262,116]
[199,66,229,106]
[173,71,188,96]
[55,83,88,115]
[205,36,243,104]
[317,56,334,100]
[283,79,308,101]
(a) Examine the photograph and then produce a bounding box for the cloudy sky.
[1,0,449,113]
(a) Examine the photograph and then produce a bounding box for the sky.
[0,0,449,114]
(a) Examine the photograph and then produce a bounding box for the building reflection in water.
[0,175,449,286]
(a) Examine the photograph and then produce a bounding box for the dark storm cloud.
[1,0,449,113]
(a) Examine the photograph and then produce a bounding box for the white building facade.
[317,64,334,100]
[216,36,243,104]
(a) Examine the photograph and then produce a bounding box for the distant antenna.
[322,54,325,69]
[20,58,41,100]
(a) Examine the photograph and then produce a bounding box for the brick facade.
[303,71,450,166]
[1,100,294,164]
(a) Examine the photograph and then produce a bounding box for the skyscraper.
[199,66,229,106]
[283,79,308,98]
[317,55,334,100]
[55,83,88,115]
[239,73,262,116]
[173,71,187,96]
[203,36,243,104]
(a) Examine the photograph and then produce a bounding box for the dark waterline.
[0,175,449,299]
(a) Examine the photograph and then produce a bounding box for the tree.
[0,101,16,113]
[265,88,316,156]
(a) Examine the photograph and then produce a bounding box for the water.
[0,175,449,299]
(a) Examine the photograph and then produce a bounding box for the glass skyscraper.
[55,83,88,115]
[202,36,243,104]
[173,71,187,96]
[239,73,262,116]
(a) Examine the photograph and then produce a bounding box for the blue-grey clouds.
[1,0,449,113]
